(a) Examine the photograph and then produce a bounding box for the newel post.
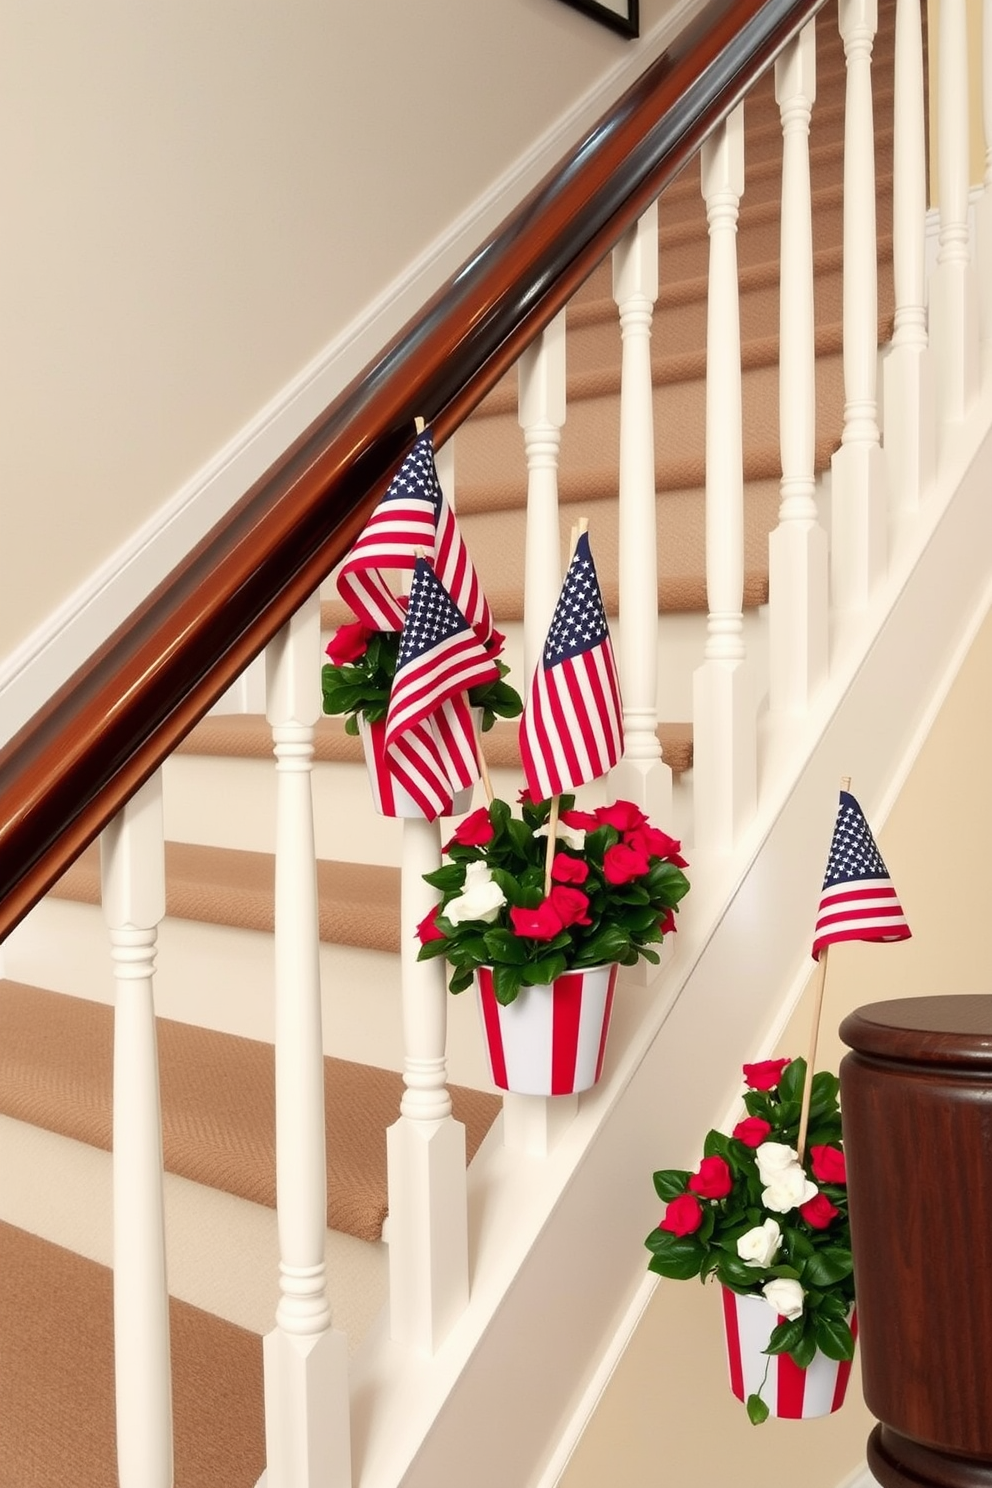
[840,996,992,1488]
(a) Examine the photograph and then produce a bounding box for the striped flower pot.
[358,716,472,819]
[475,963,619,1096]
[721,1287,857,1420]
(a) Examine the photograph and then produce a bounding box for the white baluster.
[610,202,674,826]
[830,0,888,610]
[769,22,829,713]
[979,0,992,352]
[263,592,350,1488]
[506,312,579,1155]
[519,311,566,669]
[929,0,979,433]
[101,771,172,1488]
[387,813,470,1350]
[883,0,935,512]
[693,104,756,853]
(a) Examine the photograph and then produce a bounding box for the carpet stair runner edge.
[0,979,500,1245]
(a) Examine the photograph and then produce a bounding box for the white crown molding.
[0,0,703,745]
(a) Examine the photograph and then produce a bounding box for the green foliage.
[415,793,690,1003]
[321,626,522,730]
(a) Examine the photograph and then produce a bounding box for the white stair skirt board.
[0,900,494,1091]
[0,1114,388,1353]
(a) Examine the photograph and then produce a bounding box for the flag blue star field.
[336,427,493,640]
[812,791,911,959]
[519,531,623,800]
[384,558,500,819]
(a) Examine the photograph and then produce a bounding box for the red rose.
[325,621,373,665]
[603,842,651,885]
[799,1193,840,1230]
[443,807,494,850]
[659,1193,704,1236]
[658,907,677,937]
[733,1116,773,1148]
[560,808,600,831]
[415,905,446,945]
[509,901,565,940]
[742,1058,791,1091]
[551,853,589,885]
[810,1144,847,1185]
[547,885,591,928]
[595,800,648,832]
[688,1154,733,1199]
[624,824,689,868]
[517,788,534,805]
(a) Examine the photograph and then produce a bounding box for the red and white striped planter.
[358,716,472,819]
[721,1287,857,1419]
[475,963,619,1096]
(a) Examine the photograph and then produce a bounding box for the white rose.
[762,1277,805,1320]
[736,1218,782,1268]
[761,1165,819,1215]
[535,822,587,851]
[755,1142,800,1184]
[444,862,507,925]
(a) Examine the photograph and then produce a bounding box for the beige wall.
[561,601,992,1487]
[0,0,671,661]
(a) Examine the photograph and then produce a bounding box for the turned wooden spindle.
[839,996,992,1488]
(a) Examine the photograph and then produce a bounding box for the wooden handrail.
[0,0,824,941]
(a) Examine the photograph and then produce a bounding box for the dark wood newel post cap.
[839,995,992,1488]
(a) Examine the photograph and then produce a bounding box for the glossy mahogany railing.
[0,0,825,942]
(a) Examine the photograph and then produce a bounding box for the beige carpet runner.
[0,1220,265,1488]
[0,979,499,1243]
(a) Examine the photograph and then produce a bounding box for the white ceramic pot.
[721,1286,857,1419]
[474,963,619,1096]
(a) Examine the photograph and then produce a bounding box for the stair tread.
[0,980,501,1244]
[0,1218,266,1488]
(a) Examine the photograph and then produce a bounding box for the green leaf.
[448,966,474,995]
[416,939,450,963]
[652,1169,692,1202]
[790,1324,818,1371]
[778,1057,808,1105]
[813,1314,855,1362]
[492,962,524,1005]
[422,865,465,891]
[645,1233,706,1281]
[803,1248,853,1288]
[765,1317,804,1357]
[521,953,568,987]
[746,1393,770,1425]
[481,927,528,965]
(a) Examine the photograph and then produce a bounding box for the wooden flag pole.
[473,712,494,806]
[796,774,851,1163]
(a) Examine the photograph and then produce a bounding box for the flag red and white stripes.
[812,791,911,959]
[519,531,623,800]
[383,558,499,820]
[336,427,493,638]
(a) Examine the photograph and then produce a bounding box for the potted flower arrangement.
[321,619,522,737]
[416,792,690,1095]
[645,1056,855,1423]
[322,618,522,816]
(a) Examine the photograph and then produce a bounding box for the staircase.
[2,0,992,1482]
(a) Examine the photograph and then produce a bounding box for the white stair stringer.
[341,387,992,1488]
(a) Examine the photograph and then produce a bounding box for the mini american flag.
[384,559,500,819]
[519,531,623,800]
[336,427,493,639]
[812,791,911,959]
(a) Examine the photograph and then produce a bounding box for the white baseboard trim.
[0,0,701,746]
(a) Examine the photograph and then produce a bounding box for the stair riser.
[4,896,493,1091]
